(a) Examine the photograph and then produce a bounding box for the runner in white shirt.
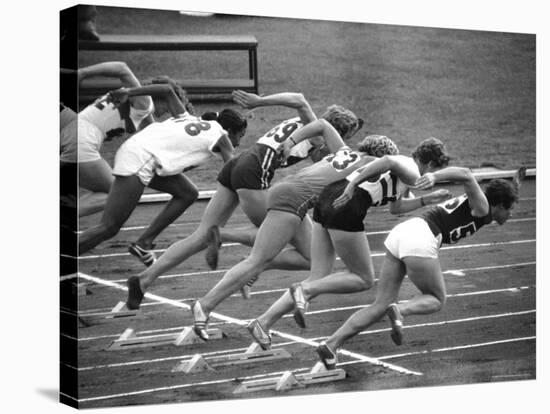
[60,61,193,218]
[78,108,248,256]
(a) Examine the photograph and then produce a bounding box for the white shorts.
[77,119,105,163]
[60,118,78,163]
[113,139,158,186]
[384,217,442,259]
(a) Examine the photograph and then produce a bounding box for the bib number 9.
[265,122,299,143]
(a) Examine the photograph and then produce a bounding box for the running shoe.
[191,301,209,341]
[246,319,272,350]
[316,341,337,370]
[126,276,144,310]
[240,275,258,299]
[386,303,404,345]
[205,226,221,270]
[128,243,157,267]
[289,283,308,328]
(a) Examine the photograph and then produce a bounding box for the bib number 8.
[185,121,211,136]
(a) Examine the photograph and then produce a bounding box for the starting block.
[78,301,142,327]
[233,361,346,394]
[172,342,292,374]
[106,326,224,351]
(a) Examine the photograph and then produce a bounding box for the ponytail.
[201,109,247,134]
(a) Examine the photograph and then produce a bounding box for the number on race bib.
[184,121,211,136]
[265,122,299,143]
[171,115,213,136]
[326,150,360,171]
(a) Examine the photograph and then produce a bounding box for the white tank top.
[79,94,154,145]
[346,155,419,206]
[128,112,227,176]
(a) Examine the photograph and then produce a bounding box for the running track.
[65,179,536,408]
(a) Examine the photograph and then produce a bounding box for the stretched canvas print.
[60,3,536,409]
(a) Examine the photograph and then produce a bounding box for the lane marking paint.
[75,335,534,403]
[72,286,534,344]
[77,260,536,314]
[78,208,536,235]
[374,336,536,361]
[85,259,536,287]
[76,223,536,260]
[77,273,420,377]
[74,309,534,371]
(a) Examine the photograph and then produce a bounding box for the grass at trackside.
[81,6,536,187]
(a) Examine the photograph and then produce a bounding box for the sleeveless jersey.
[128,112,226,176]
[257,117,304,151]
[422,194,492,244]
[251,117,314,180]
[345,155,418,206]
[79,94,154,144]
[291,147,371,192]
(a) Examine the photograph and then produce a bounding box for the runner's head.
[201,109,248,147]
[358,135,399,157]
[484,179,519,225]
[320,105,363,141]
[412,137,450,175]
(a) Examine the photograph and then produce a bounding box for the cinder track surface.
[69,179,536,408]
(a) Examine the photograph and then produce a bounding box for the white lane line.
[373,336,536,362]
[354,309,535,337]
[77,272,420,377]
[76,221,536,260]
[75,309,534,371]
[76,335,534,403]
[76,346,251,371]
[491,373,533,379]
[77,260,536,314]
[79,207,537,235]
[74,292,534,345]
[83,258,536,287]
[76,273,245,326]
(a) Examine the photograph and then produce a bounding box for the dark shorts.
[313,179,372,232]
[217,144,278,192]
[267,179,318,220]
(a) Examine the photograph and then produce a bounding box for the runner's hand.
[332,183,355,209]
[414,172,436,190]
[232,90,262,109]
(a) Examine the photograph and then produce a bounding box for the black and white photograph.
[7,1,546,413]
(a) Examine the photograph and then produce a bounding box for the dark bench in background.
[79,34,259,103]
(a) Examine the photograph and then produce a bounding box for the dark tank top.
[422,194,492,244]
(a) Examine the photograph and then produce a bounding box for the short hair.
[201,109,247,134]
[484,179,518,209]
[412,137,450,168]
[358,135,399,157]
[319,105,363,140]
[145,76,195,114]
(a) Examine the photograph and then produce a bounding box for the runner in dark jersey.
[125,91,362,310]
[315,166,522,369]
